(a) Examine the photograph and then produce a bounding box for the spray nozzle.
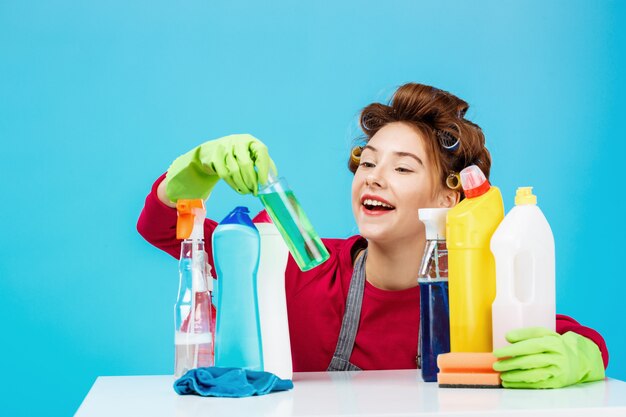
[418,208,450,240]
[176,199,206,240]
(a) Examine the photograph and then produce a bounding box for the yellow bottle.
[446,165,504,352]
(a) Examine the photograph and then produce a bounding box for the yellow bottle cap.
[515,187,537,205]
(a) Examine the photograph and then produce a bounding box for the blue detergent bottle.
[212,206,264,371]
[417,208,451,382]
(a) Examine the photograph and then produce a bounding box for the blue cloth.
[173,367,294,398]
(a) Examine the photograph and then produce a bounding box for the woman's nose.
[366,172,383,187]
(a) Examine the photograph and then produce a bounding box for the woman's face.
[351,122,443,244]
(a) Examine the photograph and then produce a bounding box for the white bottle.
[253,211,293,380]
[491,187,556,350]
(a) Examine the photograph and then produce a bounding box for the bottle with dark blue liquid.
[417,208,451,382]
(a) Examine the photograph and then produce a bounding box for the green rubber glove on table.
[493,327,605,389]
[164,134,276,202]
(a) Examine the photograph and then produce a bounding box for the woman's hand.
[493,327,605,389]
[162,134,276,204]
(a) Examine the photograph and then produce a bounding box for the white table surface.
[75,370,626,417]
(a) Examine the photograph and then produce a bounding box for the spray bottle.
[174,199,214,378]
[446,165,504,352]
[213,206,263,370]
[418,208,451,382]
[491,187,555,349]
[258,173,329,271]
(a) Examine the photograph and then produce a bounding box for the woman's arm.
[156,177,177,208]
[557,314,609,369]
[137,134,275,261]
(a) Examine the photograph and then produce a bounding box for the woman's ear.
[438,189,460,208]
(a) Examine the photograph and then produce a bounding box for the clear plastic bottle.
[418,208,451,382]
[213,206,263,370]
[258,174,329,271]
[491,187,555,350]
[174,200,214,378]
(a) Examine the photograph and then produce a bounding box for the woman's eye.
[396,167,413,173]
[359,161,375,168]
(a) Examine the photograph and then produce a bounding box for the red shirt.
[137,175,609,371]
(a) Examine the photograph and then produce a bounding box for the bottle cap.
[253,209,280,235]
[515,187,537,205]
[460,165,491,198]
[219,206,256,229]
[253,209,273,223]
[418,208,450,240]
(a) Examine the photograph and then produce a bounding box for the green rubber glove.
[164,134,276,201]
[493,327,605,389]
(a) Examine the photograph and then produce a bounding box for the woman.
[138,83,608,388]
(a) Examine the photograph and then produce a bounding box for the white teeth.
[362,198,394,209]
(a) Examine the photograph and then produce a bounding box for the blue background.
[1,1,624,415]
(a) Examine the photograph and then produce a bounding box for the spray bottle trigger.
[176,199,205,239]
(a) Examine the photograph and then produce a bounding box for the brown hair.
[348,83,491,199]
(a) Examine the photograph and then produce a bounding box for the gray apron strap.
[327,249,367,371]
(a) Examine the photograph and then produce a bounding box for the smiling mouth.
[362,198,396,212]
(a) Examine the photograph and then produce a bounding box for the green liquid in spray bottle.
[258,175,329,271]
